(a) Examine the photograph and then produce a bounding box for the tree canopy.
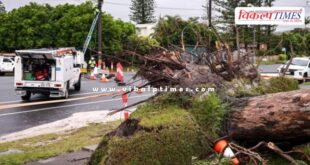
[153,16,216,49]
[0,2,136,54]
[0,1,5,13]
[130,0,156,24]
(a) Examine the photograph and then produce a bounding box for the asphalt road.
[0,73,153,136]
[258,64,281,73]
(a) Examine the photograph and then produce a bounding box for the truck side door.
[14,56,22,83]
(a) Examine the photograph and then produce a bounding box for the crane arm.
[82,13,100,55]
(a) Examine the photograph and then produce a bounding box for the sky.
[1,0,310,32]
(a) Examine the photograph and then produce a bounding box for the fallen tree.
[227,89,310,144]
[127,48,259,89]
[116,47,310,145]
[91,28,310,164]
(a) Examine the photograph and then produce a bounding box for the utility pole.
[98,0,104,69]
[208,0,212,27]
[253,27,256,64]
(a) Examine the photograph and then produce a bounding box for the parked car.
[0,56,15,75]
[277,57,310,82]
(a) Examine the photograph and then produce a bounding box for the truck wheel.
[74,75,81,91]
[299,73,308,84]
[304,73,308,82]
[0,72,4,76]
[21,91,31,101]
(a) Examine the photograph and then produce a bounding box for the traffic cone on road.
[214,140,240,165]
[116,62,126,86]
[100,74,109,83]
[89,70,96,80]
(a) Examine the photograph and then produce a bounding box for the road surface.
[258,64,281,73]
[0,73,153,136]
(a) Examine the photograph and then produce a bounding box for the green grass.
[89,93,230,165]
[89,96,210,165]
[258,60,285,65]
[231,77,299,97]
[0,122,120,165]
[302,81,310,85]
[132,105,191,128]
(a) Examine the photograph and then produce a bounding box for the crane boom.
[82,13,99,55]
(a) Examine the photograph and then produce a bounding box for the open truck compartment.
[22,57,56,81]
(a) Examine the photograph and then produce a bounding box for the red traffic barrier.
[116,62,126,86]
[122,92,128,107]
[124,111,129,120]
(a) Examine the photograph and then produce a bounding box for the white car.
[0,56,15,75]
[277,57,310,82]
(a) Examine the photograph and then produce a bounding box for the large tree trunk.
[227,89,310,144]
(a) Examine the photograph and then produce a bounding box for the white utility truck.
[14,48,84,101]
[277,57,310,82]
[0,56,15,75]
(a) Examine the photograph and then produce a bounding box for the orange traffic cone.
[214,140,240,165]
[116,62,126,86]
[89,70,95,80]
[100,74,109,83]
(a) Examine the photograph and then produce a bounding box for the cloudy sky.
[2,0,310,31]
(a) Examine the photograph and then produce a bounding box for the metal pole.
[208,0,212,27]
[253,26,256,64]
[98,0,104,69]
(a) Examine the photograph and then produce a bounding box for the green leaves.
[0,1,5,14]
[0,2,136,55]
[153,16,215,48]
[130,0,156,24]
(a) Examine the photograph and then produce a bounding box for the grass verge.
[0,121,120,165]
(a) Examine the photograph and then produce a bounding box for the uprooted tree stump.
[127,50,259,89]
[227,89,310,144]
[89,105,211,165]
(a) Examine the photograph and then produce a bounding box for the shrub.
[190,93,228,138]
[257,77,299,94]
[278,54,287,61]
[225,78,299,97]
[257,50,267,56]
[127,35,160,55]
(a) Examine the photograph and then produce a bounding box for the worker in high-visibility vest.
[88,57,96,70]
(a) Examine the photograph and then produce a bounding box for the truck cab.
[0,56,15,75]
[14,48,84,101]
